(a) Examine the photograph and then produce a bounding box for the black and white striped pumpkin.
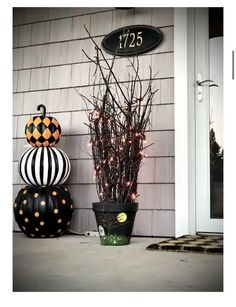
[19,147,71,186]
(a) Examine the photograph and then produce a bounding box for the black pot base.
[92,202,138,246]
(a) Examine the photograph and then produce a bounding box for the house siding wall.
[13,7,175,237]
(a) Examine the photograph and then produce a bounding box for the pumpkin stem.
[37,104,46,117]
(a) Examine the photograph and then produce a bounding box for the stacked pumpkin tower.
[14,104,74,238]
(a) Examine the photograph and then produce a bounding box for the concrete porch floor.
[13,232,223,292]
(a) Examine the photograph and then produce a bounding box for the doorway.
[195,8,223,233]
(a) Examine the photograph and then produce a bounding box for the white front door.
[195,8,223,233]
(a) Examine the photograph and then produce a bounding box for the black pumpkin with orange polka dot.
[14,185,74,238]
[25,104,61,147]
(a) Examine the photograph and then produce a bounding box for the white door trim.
[174,8,190,237]
[174,8,197,237]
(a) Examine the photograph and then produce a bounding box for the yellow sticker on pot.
[117,212,127,223]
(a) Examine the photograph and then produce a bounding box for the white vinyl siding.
[13,7,175,237]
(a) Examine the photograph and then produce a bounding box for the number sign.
[102,25,163,56]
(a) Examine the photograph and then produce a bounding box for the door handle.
[196,79,218,87]
[196,73,219,102]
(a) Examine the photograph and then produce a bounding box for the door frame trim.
[174,8,196,237]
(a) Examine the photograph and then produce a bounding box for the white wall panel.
[69,184,97,209]
[145,131,174,157]
[13,7,175,237]
[90,11,112,36]
[138,158,155,183]
[137,184,175,211]
[13,71,18,92]
[71,63,90,87]
[137,184,161,210]
[47,42,69,65]
[13,8,25,26]
[71,110,89,135]
[13,26,19,48]
[133,210,153,236]
[18,70,31,92]
[155,157,175,183]
[133,8,152,24]
[112,9,135,30]
[24,8,50,23]
[152,210,175,236]
[160,184,175,210]
[30,67,49,91]
[42,89,69,113]
[49,65,72,88]
[18,24,31,47]
[151,53,174,79]
[67,40,82,64]
[67,87,87,111]
[13,48,24,70]
[13,116,18,138]
[80,36,104,62]
[61,135,91,159]
[160,79,174,103]
[72,15,91,39]
[31,21,50,45]
[50,18,73,42]
[23,91,42,114]
[23,45,42,69]
[151,8,174,27]
[69,160,94,184]
[49,8,79,19]
[13,93,24,115]
[151,105,174,130]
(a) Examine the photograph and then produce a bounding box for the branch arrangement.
[80,28,158,204]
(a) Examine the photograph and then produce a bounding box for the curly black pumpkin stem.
[37,104,46,117]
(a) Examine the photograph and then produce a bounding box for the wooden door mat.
[146,235,223,254]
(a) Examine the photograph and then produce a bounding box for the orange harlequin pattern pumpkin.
[25,105,61,147]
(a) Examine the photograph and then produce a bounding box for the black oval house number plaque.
[102,25,163,56]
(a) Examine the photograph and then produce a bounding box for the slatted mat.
[146,235,223,254]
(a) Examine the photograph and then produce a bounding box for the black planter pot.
[92,202,138,246]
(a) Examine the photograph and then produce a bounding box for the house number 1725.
[118,31,143,49]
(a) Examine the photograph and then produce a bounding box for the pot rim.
[92,201,138,212]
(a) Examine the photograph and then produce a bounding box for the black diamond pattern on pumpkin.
[48,135,56,143]
[29,136,36,143]
[48,123,57,133]
[37,136,46,143]
[27,123,35,133]
[36,122,47,133]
